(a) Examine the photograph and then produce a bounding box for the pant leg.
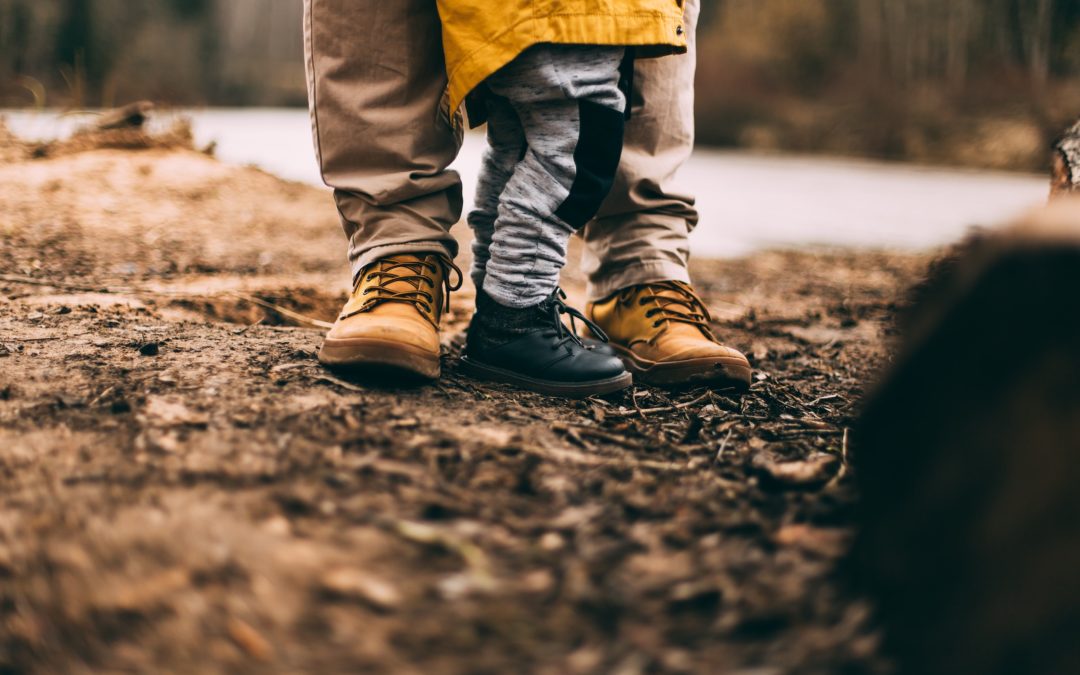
[466,95,525,291]
[304,0,462,282]
[580,0,700,301]
[481,45,627,308]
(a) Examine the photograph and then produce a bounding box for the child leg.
[482,44,627,308]
[467,95,525,291]
[460,45,632,397]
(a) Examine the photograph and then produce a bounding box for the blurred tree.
[167,0,213,20]
[55,0,91,70]
[54,0,96,103]
[1,0,1079,168]
[1015,0,1055,86]
[3,0,1079,109]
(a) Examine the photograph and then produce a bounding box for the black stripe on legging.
[553,99,625,230]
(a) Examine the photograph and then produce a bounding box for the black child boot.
[461,288,632,397]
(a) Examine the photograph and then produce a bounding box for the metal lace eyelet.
[653,321,661,328]
[366,275,374,282]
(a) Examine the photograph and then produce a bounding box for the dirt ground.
[0,120,928,674]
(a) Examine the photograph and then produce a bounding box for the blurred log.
[94,101,154,131]
[1051,118,1080,198]
[853,199,1080,675]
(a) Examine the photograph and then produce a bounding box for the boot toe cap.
[533,348,627,383]
[638,336,749,366]
[573,352,631,382]
[328,316,439,353]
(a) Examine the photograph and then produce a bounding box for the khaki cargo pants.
[304,0,699,301]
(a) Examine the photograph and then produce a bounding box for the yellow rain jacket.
[437,0,688,116]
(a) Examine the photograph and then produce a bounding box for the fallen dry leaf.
[752,452,840,488]
[227,617,273,662]
[320,568,402,611]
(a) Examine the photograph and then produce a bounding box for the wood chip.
[752,452,840,488]
[320,568,402,611]
[227,617,273,662]
[773,524,851,556]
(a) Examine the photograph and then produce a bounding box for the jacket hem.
[446,12,687,115]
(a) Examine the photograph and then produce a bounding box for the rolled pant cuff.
[587,259,692,302]
[350,241,456,283]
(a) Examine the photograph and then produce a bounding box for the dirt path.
[0,122,926,673]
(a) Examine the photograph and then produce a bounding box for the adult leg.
[580,0,700,301]
[305,0,461,282]
[307,0,463,378]
[581,1,752,391]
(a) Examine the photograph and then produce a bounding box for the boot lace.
[546,289,611,352]
[619,280,717,343]
[344,255,463,325]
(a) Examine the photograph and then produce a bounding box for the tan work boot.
[587,280,752,389]
[319,253,462,379]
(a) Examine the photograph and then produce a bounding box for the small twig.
[0,274,131,294]
[517,442,685,473]
[1,275,333,330]
[630,388,646,419]
[87,385,115,407]
[556,423,648,451]
[312,373,368,394]
[805,393,843,407]
[234,317,265,334]
[606,390,713,418]
[714,428,734,464]
[778,417,836,431]
[776,430,845,440]
[377,517,496,590]
[10,277,180,297]
[825,427,851,491]
[227,292,334,330]
[558,424,593,451]
[735,414,771,423]
[269,362,312,374]
[6,335,63,342]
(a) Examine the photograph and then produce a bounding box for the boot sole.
[459,357,632,398]
[318,337,440,380]
[612,344,752,390]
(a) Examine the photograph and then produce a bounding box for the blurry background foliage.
[0,0,305,108]
[2,0,1079,170]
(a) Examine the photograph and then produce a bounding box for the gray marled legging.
[468,44,627,308]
